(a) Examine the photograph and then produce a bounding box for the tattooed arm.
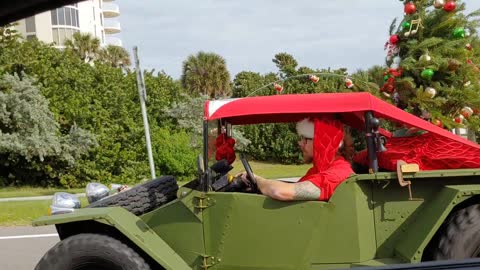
[255,176,321,201]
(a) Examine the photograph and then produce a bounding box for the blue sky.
[114,0,480,79]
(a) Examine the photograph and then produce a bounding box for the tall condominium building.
[14,0,122,48]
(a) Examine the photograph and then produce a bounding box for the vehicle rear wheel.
[35,233,151,270]
[87,176,178,215]
[425,203,480,260]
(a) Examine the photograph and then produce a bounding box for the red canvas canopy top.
[205,92,478,148]
[205,92,480,171]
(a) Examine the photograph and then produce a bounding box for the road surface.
[0,226,58,270]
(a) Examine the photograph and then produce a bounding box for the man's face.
[298,136,314,163]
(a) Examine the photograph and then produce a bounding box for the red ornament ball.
[466,43,473,51]
[345,78,354,89]
[274,83,283,93]
[454,115,464,124]
[309,75,319,83]
[404,2,417,14]
[389,35,400,45]
[443,0,456,12]
[461,107,474,118]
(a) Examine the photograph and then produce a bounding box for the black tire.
[426,203,480,260]
[87,176,178,216]
[35,233,151,270]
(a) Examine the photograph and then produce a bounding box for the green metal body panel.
[394,185,480,262]
[141,189,206,269]
[200,178,375,269]
[354,170,480,263]
[32,207,192,270]
[33,169,480,269]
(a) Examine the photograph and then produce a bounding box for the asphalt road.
[0,226,58,270]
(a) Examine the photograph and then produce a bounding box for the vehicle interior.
[192,114,389,194]
[195,108,480,195]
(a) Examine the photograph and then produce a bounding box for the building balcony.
[103,3,120,18]
[106,37,123,47]
[104,21,121,34]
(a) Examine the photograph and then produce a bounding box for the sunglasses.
[299,135,313,143]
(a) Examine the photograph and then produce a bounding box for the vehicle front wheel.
[35,233,151,270]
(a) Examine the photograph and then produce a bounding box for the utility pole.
[133,46,156,179]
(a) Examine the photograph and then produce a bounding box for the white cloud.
[116,0,480,78]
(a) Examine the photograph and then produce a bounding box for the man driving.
[239,116,354,201]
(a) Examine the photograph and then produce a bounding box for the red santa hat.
[296,118,343,148]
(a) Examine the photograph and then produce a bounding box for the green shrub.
[152,127,198,181]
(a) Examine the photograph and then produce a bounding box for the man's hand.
[236,172,321,201]
[235,171,262,192]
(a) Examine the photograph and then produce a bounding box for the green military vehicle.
[33,92,480,270]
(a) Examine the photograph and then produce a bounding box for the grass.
[0,187,84,199]
[0,161,311,226]
[0,161,310,198]
[229,160,311,179]
[0,197,88,226]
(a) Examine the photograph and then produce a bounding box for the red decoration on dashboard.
[215,133,236,164]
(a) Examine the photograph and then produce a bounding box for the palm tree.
[181,51,231,98]
[98,45,131,68]
[272,52,298,76]
[64,32,100,63]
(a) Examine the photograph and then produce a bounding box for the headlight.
[86,182,110,203]
[50,192,81,215]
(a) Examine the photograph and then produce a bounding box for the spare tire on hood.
[87,176,178,216]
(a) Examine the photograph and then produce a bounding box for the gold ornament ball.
[448,59,461,71]
[434,0,445,8]
[425,87,437,98]
[419,53,432,62]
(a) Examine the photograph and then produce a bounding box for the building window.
[51,7,79,27]
[25,16,36,33]
[51,10,57,25]
[72,10,78,27]
[52,29,59,44]
[65,8,72,26]
[75,10,80,27]
[58,8,65,25]
[101,30,104,44]
[26,34,36,41]
[58,28,65,44]
[100,13,103,26]
[52,28,79,46]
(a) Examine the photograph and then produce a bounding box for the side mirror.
[377,136,387,152]
[50,192,81,215]
[86,182,110,203]
[370,117,387,153]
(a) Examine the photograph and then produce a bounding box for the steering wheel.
[240,153,258,193]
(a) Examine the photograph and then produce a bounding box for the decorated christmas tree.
[382,0,480,138]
